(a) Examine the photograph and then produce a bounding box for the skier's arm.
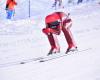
[63,19,72,29]
[5,4,9,10]
[5,0,10,10]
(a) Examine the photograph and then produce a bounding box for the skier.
[77,0,83,4]
[5,0,17,19]
[42,11,77,55]
[52,0,63,9]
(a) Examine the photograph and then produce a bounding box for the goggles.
[48,20,60,29]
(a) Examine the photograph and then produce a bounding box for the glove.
[42,28,51,35]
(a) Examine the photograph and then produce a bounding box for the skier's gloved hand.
[42,28,51,35]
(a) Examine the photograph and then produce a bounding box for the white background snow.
[0,0,100,80]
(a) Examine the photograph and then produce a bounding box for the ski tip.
[39,60,44,62]
[20,62,25,64]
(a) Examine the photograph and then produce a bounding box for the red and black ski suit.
[42,12,77,54]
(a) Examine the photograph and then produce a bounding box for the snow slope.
[0,1,100,80]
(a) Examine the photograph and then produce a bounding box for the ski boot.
[66,46,78,54]
[47,48,60,56]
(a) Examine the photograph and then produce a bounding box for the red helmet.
[45,12,61,23]
[45,12,68,23]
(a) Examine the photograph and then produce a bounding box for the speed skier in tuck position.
[42,11,77,55]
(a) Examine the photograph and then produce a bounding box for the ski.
[0,48,91,68]
[0,57,43,68]
[20,57,44,64]
[39,48,92,62]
